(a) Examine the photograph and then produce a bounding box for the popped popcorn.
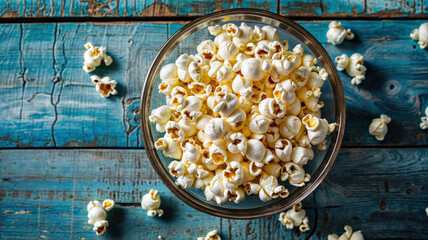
[420,106,428,130]
[86,199,115,235]
[278,202,310,232]
[90,75,118,97]
[410,23,428,49]
[141,189,163,217]
[335,53,367,85]
[326,21,355,45]
[198,229,221,240]
[83,42,113,73]
[150,23,337,205]
[369,114,391,141]
[328,225,365,240]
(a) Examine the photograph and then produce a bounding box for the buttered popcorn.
[278,202,310,232]
[328,225,365,240]
[83,42,113,73]
[150,23,337,205]
[86,199,115,235]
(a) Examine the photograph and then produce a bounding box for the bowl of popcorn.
[140,9,345,219]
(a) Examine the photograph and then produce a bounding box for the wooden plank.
[1,0,427,18]
[0,21,427,148]
[0,148,427,239]
[0,0,277,18]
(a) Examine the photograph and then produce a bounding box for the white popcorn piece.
[196,115,214,130]
[283,52,302,69]
[278,202,310,232]
[335,53,367,85]
[90,75,117,98]
[227,133,248,155]
[188,61,203,81]
[241,58,265,81]
[302,54,318,69]
[209,25,223,36]
[155,137,182,160]
[149,105,171,132]
[87,203,107,225]
[232,74,253,99]
[275,139,293,162]
[255,43,272,59]
[175,174,195,189]
[262,25,280,41]
[258,98,286,119]
[222,161,247,191]
[183,141,202,163]
[83,42,113,73]
[420,106,428,130]
[246,139,266,163]
[410,22,428,49]
[227,108,247,130]
[168,160,186,177]
[204,118,227,141]
[273,79,297,105]
[292,66,310,88]
[286,98,301,116]
[249,113,274,134]
[93,219,109,236]
[214,32,232,48]
[227,187,246,203]
[291,146,314,166]
[262,149,278,164]
[164,121,185,143]
[175,53,191,69]
[328,225,365,240]
[280,115,302,139]
[198,229,222,240]
[281,162,310,187]
[369,114,391,141]
[263,162,282,178]
[302,114,329,145]
[217,41,239,61]
[197,40,217,55]
[326,21,354,45]
[248,161,264,177]
[233,23,254,48]
[213,91,239,117]
[160,63,179,84]
[102,199,115,211]
[209,140,228,165]
[141,189,163,217]
[87,200,102,212]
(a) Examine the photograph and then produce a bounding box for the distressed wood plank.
[1,148,427,239]
[0,0,426,18]
[0,21,427,148]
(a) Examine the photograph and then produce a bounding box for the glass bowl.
[140,9,345,219]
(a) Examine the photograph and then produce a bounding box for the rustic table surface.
[0,1,427,239]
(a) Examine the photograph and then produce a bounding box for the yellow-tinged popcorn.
[328,225,365,240]
[198,229,222,240]
[93,220,109,236]
[153,23,336,205]
[326,21,354,45]
[410,22,428,49]
[102,199,115,211]
[141,189,163,217]
[83,42,113,73]
[369,114,391,141]
[86,199,115,235]
[278,202,310,232]
[90,75,117,98]
[420,106,428,130]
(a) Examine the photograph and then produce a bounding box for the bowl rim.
[140,8,346,219]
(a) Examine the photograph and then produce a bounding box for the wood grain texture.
[0,148,427,239]
[1,0,427,18]
[0,21,427,148]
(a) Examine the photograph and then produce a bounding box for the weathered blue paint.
[0,21,427,148]
[0,148,427,239]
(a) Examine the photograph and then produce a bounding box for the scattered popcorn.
[141,189,163,217]
[328,225,364,240]
[368,114,391,141]
[151,23,337,205]
[425,207,428,216]
[198,229,221,240]
[83,42,113,73]
[278,202,310,232]
[90,75,118,97]
[86,199,115,235]
[335,53,366,85]
[410,23,428,49]
[420,106,428,130]
[326,21,354,45]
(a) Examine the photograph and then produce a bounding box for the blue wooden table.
[0,1,427,239]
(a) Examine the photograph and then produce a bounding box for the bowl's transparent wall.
[149,21,335,210]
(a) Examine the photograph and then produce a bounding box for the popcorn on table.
[141,189,164,217]
[420,106,428,130]
[83,42,113,73]
[197,229,221,240]
[90,75,118,97]
[87,199,115,235]
[278,202,310,232]
[326,21,355,45]
[410,23,428,49]
[150,22,337,205]
[335,53,366,85]
[328,225,364,240]
[368,114,391,141]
